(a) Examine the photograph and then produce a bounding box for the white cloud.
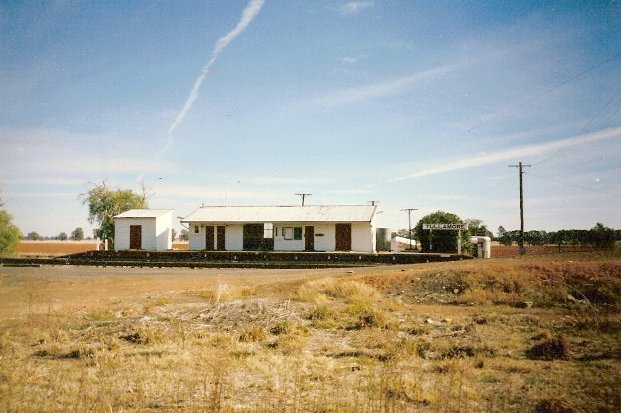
[337,54,367,64]
[243,176,321,185]
[337,1,374,16]
[0,127,174,181]
[301,63,463,109]
[327,188,373,195]
[151,183,281,201]
[0,177,88,186]
[392,126,621,181]
[430,194,466,201]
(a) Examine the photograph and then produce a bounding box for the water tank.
[376,228,392,251]
[470,236,491,258]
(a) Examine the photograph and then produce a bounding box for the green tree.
[414,211,469,253]
[26,231,41,240]
[465,219,493,238]
[58,232,68,241]
[396,228,412,238]
[525,230,547,246]
[71,227,84,241]
[81,182,148,248]
[588,223,616,249]
[179,228,189,241]
[497,225,512,246]
[171,228,177,242]
[0,201,22,254]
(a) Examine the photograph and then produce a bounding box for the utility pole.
[295,193,312,206]
[508,162,531,255]
[401,208,419,250]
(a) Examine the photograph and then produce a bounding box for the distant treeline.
[496,223,619,248]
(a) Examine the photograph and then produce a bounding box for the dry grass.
[491,245,593,258]
[1,252,620,412]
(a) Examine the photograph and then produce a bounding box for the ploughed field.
[15,240,101,256]
[1,251,620,412]
[15,240,189,256]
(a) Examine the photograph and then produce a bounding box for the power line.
[527,172,620,198]
[533,84,621,166]
[467,52,621,134]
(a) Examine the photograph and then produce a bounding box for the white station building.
[181,205,378,253]
[113,209,174,251]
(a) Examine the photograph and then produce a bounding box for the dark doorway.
[335,223,352,251]
[217,226,226,251]
[129,225,142,249]
[305,226,315,251]
[243,224,264,250]
[205,226,215,250]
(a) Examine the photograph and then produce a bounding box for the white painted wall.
[273,222,375,252]
[188,223,244,251]
[351,222,375,253]
[187,221,375,252]
[114,212,173,251]
[226,225,244,250]
[313,224,336,251]
[155,211,173,251]
[115,218,154,250]
[188,224,205,250]
[274,223,305,251]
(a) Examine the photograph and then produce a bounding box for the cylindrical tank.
[470,236,491,258]
[376,228,392,251]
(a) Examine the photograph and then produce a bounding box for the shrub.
[533,398,574,413]
[307,305,337,328]
[346,303,391,330]
[239,324,267,342]
[565,274,621,307]
[0,209,21,254]
[295,278,380,304]
[441,345,476,359]
[526,335,569,360]
[269,320,291,335]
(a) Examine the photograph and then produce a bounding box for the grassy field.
[1,252,620,412]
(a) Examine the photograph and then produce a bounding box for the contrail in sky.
[391,126,621,181]
[161,0,265,155]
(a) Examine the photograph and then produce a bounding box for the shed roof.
[181,205,377,223]
[114,209,174,219]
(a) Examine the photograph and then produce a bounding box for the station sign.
[423,223,468,230]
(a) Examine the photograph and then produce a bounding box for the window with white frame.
[263,223,273,239]
[283,227,294,240]
[283,226,302,240]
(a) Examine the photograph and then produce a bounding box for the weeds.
[526,335,569,360]
[1,253,620,412]
[239,324,267,342]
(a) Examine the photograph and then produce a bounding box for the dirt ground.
[1,254,620,412]
[0,265,386,319]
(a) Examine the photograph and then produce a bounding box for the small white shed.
[113,209,174,251]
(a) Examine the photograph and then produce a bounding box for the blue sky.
[1,0,620,237]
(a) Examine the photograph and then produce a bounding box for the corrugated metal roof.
[181,205,377,223]
[114,209,174,219]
